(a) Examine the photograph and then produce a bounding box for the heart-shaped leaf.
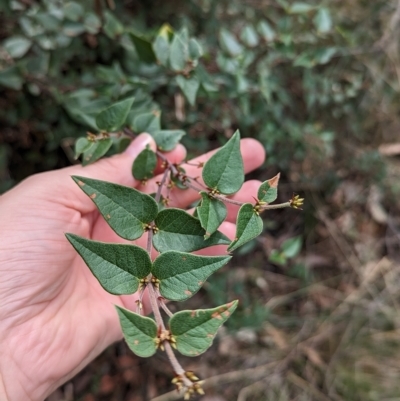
[116,306,158,357]
[72,176,158,240]
[81,138,113,166]
[197,192,227,239]
[257,173,280,203]
[153,208,230,253]
[152,130,185,151]
[95,97,134,132]
[132,148,157,180]
[228,203,263,252]
[152,252,231,301]
[169,300,238,356]
[202,130,244,195]
[66,234,151,294]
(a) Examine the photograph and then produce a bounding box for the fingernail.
[124,133,154,157]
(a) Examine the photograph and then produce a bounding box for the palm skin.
[0,134,265,401]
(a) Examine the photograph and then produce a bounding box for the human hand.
[0,133,265,401]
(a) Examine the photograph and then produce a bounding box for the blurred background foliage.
[2,0,400,400]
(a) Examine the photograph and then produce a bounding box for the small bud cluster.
[172,371,204,399]
[290,194,304,209]
[155,329,176,351]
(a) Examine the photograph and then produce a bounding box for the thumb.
[60,133,156,213]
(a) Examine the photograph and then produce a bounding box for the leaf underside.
[65,234,152,294]
[197,192,227,239]
[169,300,238,356]
[116,306,158,357]
[153,208,230,253]
[152,251,231,301]
[228,203,263,252]
[72,176,158,240]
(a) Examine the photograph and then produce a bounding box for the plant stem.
[159,299,173,317]
[261,201,291,210]
[147,283,166,330]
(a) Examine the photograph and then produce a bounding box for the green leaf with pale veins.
[228,203,263,252]
[170,300,238,356]
[132,148,157,180]
[176,75,200,106]
[257,173,280,203]
[197,192,227,238]
[116,306,158,357]
[152,130,185,151]
[81,138,113,166]
[202,130,244,195]
[65,234,151,294]
[95,97,134,132]
[153,208,230,253]
[152,252,231,301]
[71,176,158,240]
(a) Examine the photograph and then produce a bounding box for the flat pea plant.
[66,99,303,399]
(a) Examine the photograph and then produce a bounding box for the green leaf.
[241,25,259,47]
[169,33,187,71]
[188,38,203,60]
[153,35,170,66]
[64,2,84,21]
[228,203,263,252]
[153,208,230,253]
[314,7,332,33]
[202,130,244,195]
[197,192,227,239]
[71,176,158,240]
[288,2,315,13]
[282,236,302,258]
[74,137,93,159]
[116,306,158,357]
[133,112,161,134]
[65,234,151,294]
[130,31,156,63]
[257,173,280,203]
[103,11,124,38]
[152,252,231,301]
[257,21,276,42]
[95,98,134,132]
[152,130,185,152]
[3,36,32,58]
[219,29,243,57]
[176,75,200,106]
[81,139,113,166]
[0,66,23,90]
[170,300,238,356]
[132,148,157,180]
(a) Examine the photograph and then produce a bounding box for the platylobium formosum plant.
[67,99,303,399]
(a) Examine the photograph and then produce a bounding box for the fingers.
[142,138,266,209]
[35,134,186,214]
